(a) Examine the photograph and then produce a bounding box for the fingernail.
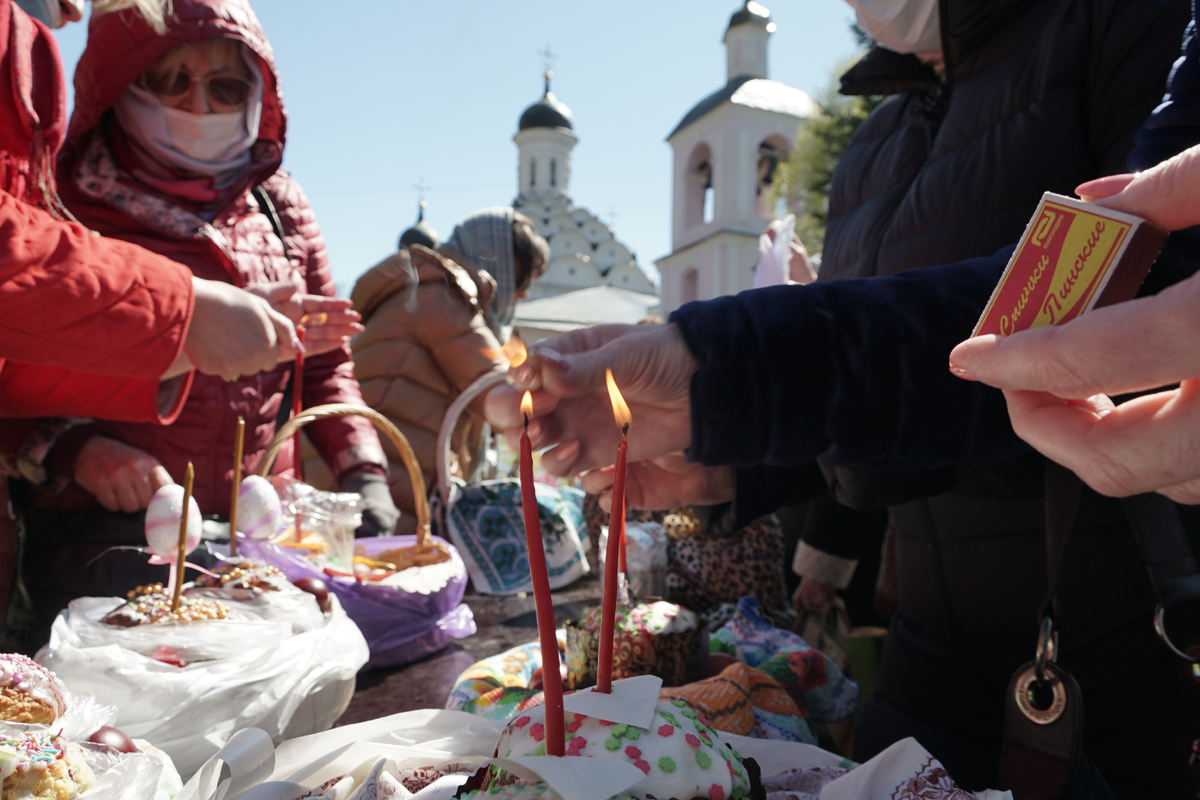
[515,365,534,384]
[556,440,581,464]
[293,337,307,354]
[948,362,975,380]
[527,420,542,440]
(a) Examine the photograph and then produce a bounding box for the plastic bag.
[276,481,363,573]
[597,521,668,597]
[241,535,475,670]
[38,589,368,779]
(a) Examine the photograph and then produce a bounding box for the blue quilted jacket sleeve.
[670,247,1030,472]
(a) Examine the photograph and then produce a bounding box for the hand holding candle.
[598,369,631,694]
[519,391,565,755]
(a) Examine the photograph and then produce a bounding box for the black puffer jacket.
[671,0,1193,795]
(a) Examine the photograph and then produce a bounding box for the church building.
[655,2,815,314]
[508,72,661,341]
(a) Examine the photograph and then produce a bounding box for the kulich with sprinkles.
[101,583,231,627]
[0,729,95,800]
[491,700,763,800]
[0,655,66,726]
[193,560,290,594]
[565,602,706,689]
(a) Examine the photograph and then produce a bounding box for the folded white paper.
[561,675,663,729]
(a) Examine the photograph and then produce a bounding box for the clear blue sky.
[53,1,861,295]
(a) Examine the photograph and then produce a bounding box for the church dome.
[399,203,439,250]
[519,73,574,131]
[728,1,771,29]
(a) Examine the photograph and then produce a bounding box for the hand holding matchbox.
[972,192,1168,337]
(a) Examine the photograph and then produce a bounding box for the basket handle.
[259,403,431,545]
[436,371,509,503]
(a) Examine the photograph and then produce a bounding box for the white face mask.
[162,105,249,162]
[845,0,941,55]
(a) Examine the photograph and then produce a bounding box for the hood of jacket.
[62,0,285,188]
[842,0,1041,94]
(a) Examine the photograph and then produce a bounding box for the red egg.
[88,726,137,754]
[293,577,332,612]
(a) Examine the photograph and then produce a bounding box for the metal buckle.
[1035,616,1058,683]
[1154,602,1198,663]
[1014,663,1067,725]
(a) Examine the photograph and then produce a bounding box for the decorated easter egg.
[237,475,282,539]
[145,484,202,560]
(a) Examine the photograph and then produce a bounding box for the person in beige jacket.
[351,207,548,534]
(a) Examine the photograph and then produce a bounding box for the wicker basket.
[259,403,451,566]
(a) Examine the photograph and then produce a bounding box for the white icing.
[578,603,699,635]
[496,701,752,800]
[0,654,66,721]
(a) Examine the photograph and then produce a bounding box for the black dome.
[519,92,573,131]
[399,205,439,250]
[519,73,574,131]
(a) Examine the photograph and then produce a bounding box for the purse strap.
[1121,492,1200,660]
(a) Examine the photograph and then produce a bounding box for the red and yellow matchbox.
[972,193,1168,337]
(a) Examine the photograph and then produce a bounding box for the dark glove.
[339,469,400,538]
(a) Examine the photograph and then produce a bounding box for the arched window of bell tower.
[685,143,713,229]
[530,159,537,188]
[682,268,699,304]
[550,159,558,187]
[756,136,790,219]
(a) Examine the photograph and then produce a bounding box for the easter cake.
[564,602,705,690]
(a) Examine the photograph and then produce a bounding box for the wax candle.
[520,391,564,755]
[597,369,631,694]
[229,417,245,557]
[171,462,194,614]
[293,326,305,542]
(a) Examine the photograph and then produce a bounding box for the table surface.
[338,575,602,725]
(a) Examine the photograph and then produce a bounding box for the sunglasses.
[140,70,254,110]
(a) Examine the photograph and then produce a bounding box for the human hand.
[793,578,837,617]
[485,324,699,476]
[580,454,735,512]
[74,436,174,513]
[1075,143,1200,231]
[949,272,1200,502]
[764,224,817,284]
[244,279,362,358]
[175,278,300,380]
[340,469,400,537]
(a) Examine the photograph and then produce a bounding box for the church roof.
[519,73,574,131]
[667,76,816,139]
[513,286,661,332]
[728,1,771,30]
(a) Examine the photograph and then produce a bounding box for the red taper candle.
[520,391,564,755]
[597,369,631,694]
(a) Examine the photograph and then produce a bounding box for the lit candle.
[171,462,194,614]
[229,417,245,558]
[293,326,305,542]
[520,391,564,755]
[597,369,631,694]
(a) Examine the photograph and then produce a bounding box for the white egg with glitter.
[145,484,202,560]
[237,475,282,539]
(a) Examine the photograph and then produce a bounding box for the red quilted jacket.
[0,1,194,421]
[48,0,386,515]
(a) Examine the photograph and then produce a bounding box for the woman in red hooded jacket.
[2,0,399,652]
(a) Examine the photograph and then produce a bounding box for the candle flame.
[503,333,528,367]
[521,391,533,419]
[605,369,631,428]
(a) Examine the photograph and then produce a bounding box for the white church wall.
[592,240,634,270]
